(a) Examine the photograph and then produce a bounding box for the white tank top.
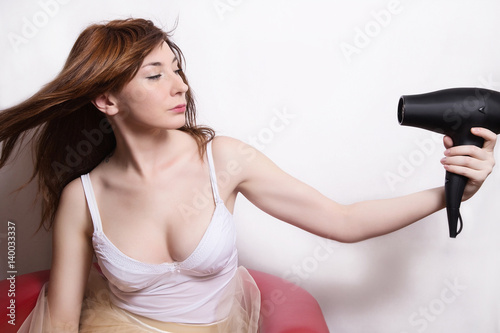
[80,141,238,324]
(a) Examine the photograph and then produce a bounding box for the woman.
[0,18,496,332]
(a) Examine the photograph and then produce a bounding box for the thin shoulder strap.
[80,173,103,233]
[206,140,222,203]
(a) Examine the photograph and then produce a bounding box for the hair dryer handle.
[445,135,484,238]
[445,171,467,237]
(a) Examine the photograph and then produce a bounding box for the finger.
[441,155,485,171]
[443,163,490,181]
[445,145,488,160]
[471,127,497,152]
[443,136,453,149]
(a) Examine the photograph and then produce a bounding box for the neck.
[109,127,191,179]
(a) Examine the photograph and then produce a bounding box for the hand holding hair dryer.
[397,88,500,238]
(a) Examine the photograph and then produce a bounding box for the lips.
[170,104,186,113]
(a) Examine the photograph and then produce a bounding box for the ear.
[92,93,119,116]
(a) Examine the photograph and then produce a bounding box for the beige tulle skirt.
[17,266,261,333]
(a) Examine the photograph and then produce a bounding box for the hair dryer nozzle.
[398,87,500,238]
[397,97,405,125]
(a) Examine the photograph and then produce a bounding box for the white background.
[1,0,500,332]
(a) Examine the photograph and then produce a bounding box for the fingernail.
[444,149,450,155]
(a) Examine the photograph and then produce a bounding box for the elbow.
[328,205,367,244]
[331,233,366,244]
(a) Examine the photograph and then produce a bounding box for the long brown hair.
[0,18,214,230]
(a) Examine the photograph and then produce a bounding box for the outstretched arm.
[216,128,496,243]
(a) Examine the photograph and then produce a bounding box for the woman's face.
[112,41,189,131]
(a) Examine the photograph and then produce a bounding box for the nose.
[172,72,189,96]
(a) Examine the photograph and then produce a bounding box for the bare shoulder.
[210,136,279,189]
[60,177,85,201]
[210,135,259,164]
[58,177,86,210]
[54,177,92,236]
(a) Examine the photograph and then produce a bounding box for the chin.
[169,118,187,130]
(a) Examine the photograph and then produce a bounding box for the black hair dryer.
[397,87,500,238]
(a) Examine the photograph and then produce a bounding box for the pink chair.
[1,267,329,332]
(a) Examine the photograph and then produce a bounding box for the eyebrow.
[141,57,178,69]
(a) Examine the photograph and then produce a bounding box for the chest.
[94,170,218,264]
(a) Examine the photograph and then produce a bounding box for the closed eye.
[147,74,162,80]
